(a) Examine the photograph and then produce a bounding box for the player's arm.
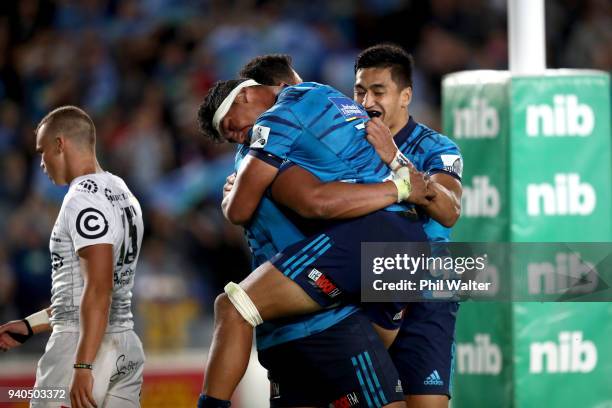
[421,173,462,227]
[71,243,114,408]
[366,117,462,226]
[0,308,52,351]
[222,153,280,225]
[270,165,413,219]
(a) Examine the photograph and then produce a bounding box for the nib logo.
[457,334,502,375]
[462,176,500,217]
[526,95,594,137]
[530,331,597,373]
[453,98,499,139]
[527,173,596,216]
[528,252,598,295]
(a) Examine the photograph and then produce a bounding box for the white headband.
[212,79,260,135]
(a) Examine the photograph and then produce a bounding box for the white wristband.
[389,150,411,171]
[25,309,50,328]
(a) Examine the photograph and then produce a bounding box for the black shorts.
[258,311,405,407]
[389,302,459,398]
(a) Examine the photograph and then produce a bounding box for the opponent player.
[0,106,145,408]
[197,78,431,405]
[353,44,462,408]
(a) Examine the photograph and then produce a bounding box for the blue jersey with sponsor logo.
[235,144,358,350]
[393,117,463,242]
[249,82,392,185]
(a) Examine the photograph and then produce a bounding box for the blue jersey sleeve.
[249,107,303,167]
[422,136,463,181]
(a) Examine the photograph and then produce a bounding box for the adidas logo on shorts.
[395,380,403,393]
[423,370,444,386]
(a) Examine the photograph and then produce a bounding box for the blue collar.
[393,116,418,147]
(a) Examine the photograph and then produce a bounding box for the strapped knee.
[223,282,263,327]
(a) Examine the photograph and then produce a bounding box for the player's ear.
[55,135,65,153]
[400,86,412,109]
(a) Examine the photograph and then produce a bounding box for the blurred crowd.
[0,0,610,351]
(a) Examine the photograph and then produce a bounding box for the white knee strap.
[224,282,263,327]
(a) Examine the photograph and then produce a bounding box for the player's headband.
[213,79,260,135]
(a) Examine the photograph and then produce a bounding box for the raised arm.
[222,153,280,225]
[365,117,462,226]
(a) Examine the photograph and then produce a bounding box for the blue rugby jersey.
[248,82,391,185]
[234,144,358,351]
[393,117,463,242]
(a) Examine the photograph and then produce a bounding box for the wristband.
[74,363,93,370]
[25,309,50,328]
[392,177,412,202]
[389,150,411,171]
[7,319,34,344]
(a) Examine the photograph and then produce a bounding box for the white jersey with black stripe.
[48,171,143,333]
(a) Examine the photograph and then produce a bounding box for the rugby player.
[241,48,463,408]
[0,106,145,408]
[196,77,431,406]
[201,54,418,408]
[353,44,462,408]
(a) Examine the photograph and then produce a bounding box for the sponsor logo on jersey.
[76,208,109,239]
[308,268,341,298]
[51,252,64,271]
[104,188,128,205]
[250,125,271,149]
[329,97,368,121]
[440,154,463,178]
[331,392,360,408]
[530,331,597,373]
[76,179,99,194]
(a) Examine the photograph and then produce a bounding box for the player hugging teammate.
[197,44,462,408]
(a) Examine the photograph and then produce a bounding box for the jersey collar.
[393,116,418,148]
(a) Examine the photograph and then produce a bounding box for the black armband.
[7,319,34,344]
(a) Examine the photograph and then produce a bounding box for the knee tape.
[224,282,263,327]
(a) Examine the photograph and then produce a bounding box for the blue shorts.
[258,311,404,407]
[388,302,458,398]
[271,210,428,328]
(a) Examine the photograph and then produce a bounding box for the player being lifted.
[199,55,423,408]
[239,47,463,408]
[196,70,433,404]
[0,106,145,408]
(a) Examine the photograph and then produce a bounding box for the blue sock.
[197,394,231,408]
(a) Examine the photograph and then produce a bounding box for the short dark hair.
[36,105,96,147]
[354,44,414,89]
[239,54,296,86]
[197,78,248,142]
